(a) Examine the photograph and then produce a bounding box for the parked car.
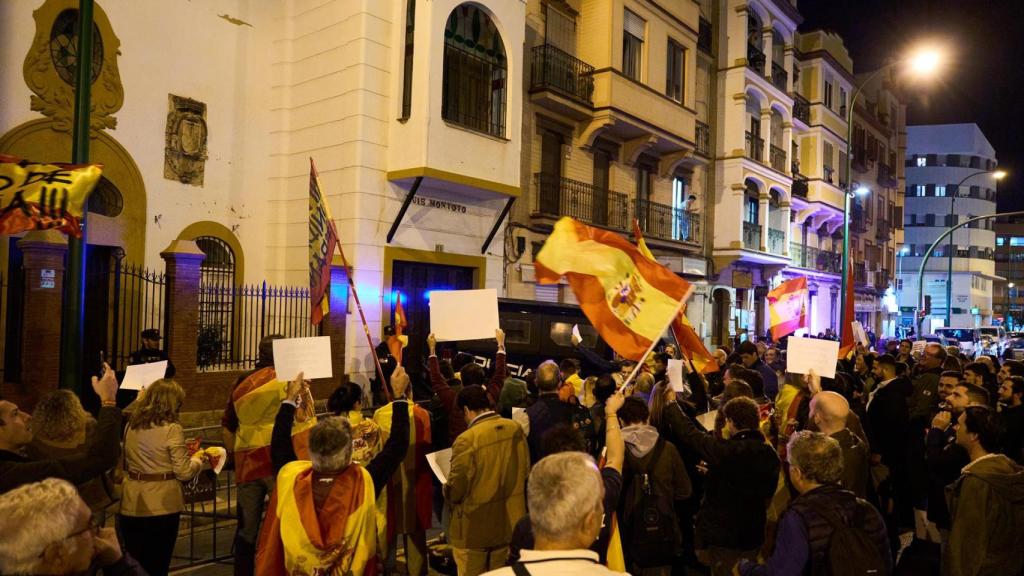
[1007,338,1024,361]
[934,327,980,358]
[978,325,1008,358]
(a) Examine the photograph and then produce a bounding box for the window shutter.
[624,9,645,40]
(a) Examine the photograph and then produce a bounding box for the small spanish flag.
[535,218,692,361]
[387,294,410,364]
[0,155,102,238]
[838,254,857,359]
[767,276,809,341]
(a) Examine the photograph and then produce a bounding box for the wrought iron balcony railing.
[743,221,761,250]
[771,61,788,92]
[793,93,810,124]
[534,173,629,230]
[770,144,787,173]
[745,131,764,162]
[636,199,701,244]
[768,228,786,255]
[530,44,595,106]
[747,44,766,76]
[792,174,809,198]
[698,17,712,54]
[696,120,710,157]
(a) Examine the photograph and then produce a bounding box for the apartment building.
[994,219,1024,331]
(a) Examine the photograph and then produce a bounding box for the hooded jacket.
[944,454,1024,576]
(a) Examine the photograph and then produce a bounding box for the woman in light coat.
[118,379,208,575]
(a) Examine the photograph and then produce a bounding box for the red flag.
[838,255,856,359]
[767,277,809,341]
[308,158,338,325]
[387,294,409,364]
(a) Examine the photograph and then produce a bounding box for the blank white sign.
[121,361,168,391]
[273,336,333,381]
[429,288,500,342]
[667,359,685,392]
[786,337,840,380]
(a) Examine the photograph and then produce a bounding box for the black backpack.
[816,499,887,576]
[623,439,679,569]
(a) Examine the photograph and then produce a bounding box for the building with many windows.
[899,123,1001,332]
[994,220,1024,331]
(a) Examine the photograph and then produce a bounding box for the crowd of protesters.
[2,327,1024,576]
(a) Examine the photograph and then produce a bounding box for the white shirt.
[482,549,630,576]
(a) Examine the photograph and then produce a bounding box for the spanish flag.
[838,254,857,359]
[767,276,808,341]
[633,221,719,374]
[387,295,409,365]
[535,217,692,361]
[0,155,102,238]
[309,158,338,325]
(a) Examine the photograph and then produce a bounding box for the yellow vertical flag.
[309,158,338,325]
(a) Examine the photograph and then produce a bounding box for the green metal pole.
[61,0,94,392]
[944,170,993,328]
[916,210,1024,336]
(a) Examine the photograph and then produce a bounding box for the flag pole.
[330,235,393,403]
[621,290,691,390]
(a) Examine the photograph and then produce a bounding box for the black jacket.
[673,412,780,550]
[524,394,573,463]
[1001,404,1024,464]
[271,400,409,495]
[866,377,911,469]
[925,424,969,529]
[786,484,891,575]
[0,406,123,494]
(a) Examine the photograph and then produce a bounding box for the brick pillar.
[8,231,68,409]
[160,240,205,390]
[320,264,349,390]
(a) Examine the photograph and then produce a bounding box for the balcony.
[747,44,766,76]
[771,61,788,92]
[743,221,761,250]
[530,44,595,116]
[768,228,786,255]
[745,131,764,162]
[793,94,810,125]
[636,199,700,243]
[698,17,712,54]
[769,144,787,173]
[533,173,629,230]
[789,243,843,273]
[878,164,899,188]
[850,204,867,233]
[875,269,891,291]
[790,242,806,266]
[696,120,710,157]
[589,68,695,154]
[875,220,892,241]
[792,174,809,198]
[854,264,867,284]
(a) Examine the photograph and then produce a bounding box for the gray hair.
[536,360,561,393]
[0,478,83,573]
[787,430,843,485]
[528,452,603,542]
[308,417,353,473]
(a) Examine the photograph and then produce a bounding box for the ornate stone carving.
[164,95,208,186]
[22,0,124,133]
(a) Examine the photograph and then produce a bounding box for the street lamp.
[839,46,943,340]
[945,169,1007,327]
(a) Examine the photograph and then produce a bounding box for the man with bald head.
[517,360,575,463]
[810,392,869,499]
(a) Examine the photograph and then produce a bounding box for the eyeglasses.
[67,517,101,540]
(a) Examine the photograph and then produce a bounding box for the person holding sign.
[257,367,412,576]
[119,379,211,576]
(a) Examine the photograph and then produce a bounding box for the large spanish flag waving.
[309,158,339,325]
[767,276,809,341]
[535,217,692,360]
[632,221,719,374]
[0,155,102,238]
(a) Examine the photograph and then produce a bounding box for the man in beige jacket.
[445,385,530,576]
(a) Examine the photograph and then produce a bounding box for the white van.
[978,325,1007,357]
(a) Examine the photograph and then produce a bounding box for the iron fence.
[771,61,788,92]
[108,263,166,372]
[696,120,710,156]
[530,43,594,106]
[533,173,630,231]
[745,132,764,162]
[768,228,786,255]
[793,93,810,124]
[769,144,787,173]
[198,281,319,372]
[441,40,507,138]
[743,221,761,250]
[747,44,766,75]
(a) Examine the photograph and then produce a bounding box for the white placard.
[912,340,927,357]
[426,448,453,484]
[272,336,333,381]
[667,359,685,392]
[852,321,869,347]
[697,409,717,431]
[429,289,500,341]
[786,337,840,380]
[121,361,168,391]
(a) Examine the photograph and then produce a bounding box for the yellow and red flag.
[632,221,719,374]
[309,158,338,325]
[839,255,857,359]
[767,276,809,341]
[535,217,692,361]
[0,155,102,238]
[387,295,410,364]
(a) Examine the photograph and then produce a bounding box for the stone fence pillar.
[161,240,205,389]
[10,230,68,409]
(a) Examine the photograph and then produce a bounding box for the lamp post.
[898,246,909,335]
[1011,282,1017,331]
[944,169,1006,327]
[839,48,942,339]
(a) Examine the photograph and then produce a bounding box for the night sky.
[798,0,1024,212]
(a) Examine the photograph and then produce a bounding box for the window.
[824,77,834,109]
[915,185,925,197]
[916,156,927,167]
[400,0,416,119]
[823,141,834,170]
[839,87,847,114]
[1011,237,1024,247]
[623,9,644,81]
[998,236,1005,247]
[935,185,946,197]
[545,5,577,54]
[745,194,759,223]
[666,40,685,102]
[441,4,507,138]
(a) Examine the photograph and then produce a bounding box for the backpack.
[816,499,887,576]
[623,439,679,568]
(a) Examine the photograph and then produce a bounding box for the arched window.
[442,4,507,138]
[196,236,236,367]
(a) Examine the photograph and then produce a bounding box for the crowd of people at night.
[2,327,1024,576]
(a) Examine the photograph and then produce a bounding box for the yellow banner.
[0,155,102,238]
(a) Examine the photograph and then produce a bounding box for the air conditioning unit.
[659,256,685,273]
[520,264,536,283]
